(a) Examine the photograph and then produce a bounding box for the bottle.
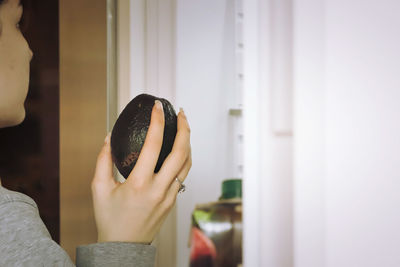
[189,179,242,267]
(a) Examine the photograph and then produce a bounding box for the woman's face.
[0,0,33,128]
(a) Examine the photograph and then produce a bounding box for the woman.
[0,0,192,266]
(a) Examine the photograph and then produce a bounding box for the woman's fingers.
[127,100,165,184]
[91,107,192,244]
[162,153,192,209]
[176,147,192,183]
[92,134,118,192]
[155,109,191,190]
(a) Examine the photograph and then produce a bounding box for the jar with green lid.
[189,179,242,267]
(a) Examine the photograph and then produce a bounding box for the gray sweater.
[0,186,156,267]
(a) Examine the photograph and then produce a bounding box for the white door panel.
[294,0,400,266]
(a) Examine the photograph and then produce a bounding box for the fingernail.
[155,100,163,111]
[179,107,186,117]
[104,132,111,144]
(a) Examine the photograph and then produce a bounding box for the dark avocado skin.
[111,94,177,178]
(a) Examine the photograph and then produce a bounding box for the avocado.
[110,94,177,178]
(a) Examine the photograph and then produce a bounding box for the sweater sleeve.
[0,187,156,267]
[76,242,156,267]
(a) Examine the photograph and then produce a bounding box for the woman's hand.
[91,100,192,244]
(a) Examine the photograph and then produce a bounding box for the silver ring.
[175,177,186,193]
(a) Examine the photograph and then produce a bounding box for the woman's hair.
[0,0,26,6]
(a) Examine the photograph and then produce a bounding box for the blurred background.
[0,0,399,266]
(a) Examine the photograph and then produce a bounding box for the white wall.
[294,0,400,266]
[325,0,400,266]
[175,1,237,266]
[293,0,326,265]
